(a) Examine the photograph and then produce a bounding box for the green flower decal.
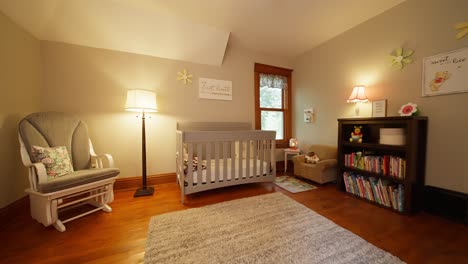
[454,21,468,40]
[389,48,414,70]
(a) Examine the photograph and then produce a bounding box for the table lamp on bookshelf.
[347,85,368,117]
[125,89,158,197]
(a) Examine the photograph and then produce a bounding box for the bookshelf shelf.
[337,116,428,214]
[341,141,406,152]
[344,192,405,215]
[342,167,405,184]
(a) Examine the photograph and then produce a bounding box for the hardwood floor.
[1,178,467,264]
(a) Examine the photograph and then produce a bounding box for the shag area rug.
[274,175,317,193]
[144,193,404,264]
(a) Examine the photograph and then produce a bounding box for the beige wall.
[40,41,292,178]
[293,0,468,193]
[0,12,42,208]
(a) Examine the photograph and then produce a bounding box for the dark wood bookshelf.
[337,116,428,214]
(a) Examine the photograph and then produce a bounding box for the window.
[254,63,293,148]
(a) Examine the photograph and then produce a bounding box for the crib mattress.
[184,158,269,184]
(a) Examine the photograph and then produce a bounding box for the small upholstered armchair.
[18,112,120,232]
[292,145,337,184]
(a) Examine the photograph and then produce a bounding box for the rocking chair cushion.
[37,168,120,193]
[19,112,92,171]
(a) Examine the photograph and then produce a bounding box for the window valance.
[259,73,288,89]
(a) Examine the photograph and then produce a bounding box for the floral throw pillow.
[31,146,74,179]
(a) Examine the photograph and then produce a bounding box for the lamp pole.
[134,111,154,197]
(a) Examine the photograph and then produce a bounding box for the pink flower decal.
[398,103,418,116]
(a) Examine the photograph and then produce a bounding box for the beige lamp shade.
[347,85,368,103]
[125,89,158,112]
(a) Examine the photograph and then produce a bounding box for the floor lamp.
[125,89,158,197]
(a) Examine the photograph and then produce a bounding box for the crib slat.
[215,142,220,183]
[188,143,194,186]
[265,140,271,177]
[179,136,183,176]
[246,140,251,178]
[197,143,203,184]
[259,140,264,177]
[252,140,258,178]
[222,142,228,181]
[176,133,181,180]
[231,141,236,181]
[238,140,243,179]
[206,142,212,184]
[271,139,276,177]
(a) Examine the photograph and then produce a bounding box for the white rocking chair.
[18,112,119,232]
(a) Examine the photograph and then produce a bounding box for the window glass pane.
[260,86,282,109]
[261,111,284,140]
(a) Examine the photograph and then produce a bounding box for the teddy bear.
[430,71,451,92]
[305,152,320,164]
[350,126,363,143]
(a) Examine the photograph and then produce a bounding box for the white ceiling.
[0,0,405,65]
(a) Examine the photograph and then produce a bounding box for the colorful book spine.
[392,188,398,210]
[343,172,350,192]
[369,177,380,204]
[343,172,405,212]
[344,152,406,178]
[398,184,404,212]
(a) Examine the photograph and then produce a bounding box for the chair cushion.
[19,112,91,171]
[31,146,74,179]
[38,168,119,193]
[308,145,337,160]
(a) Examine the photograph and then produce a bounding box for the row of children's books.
[343,172,404,212]
[344,152,406,178]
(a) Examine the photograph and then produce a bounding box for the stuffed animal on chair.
[305,152,320,164]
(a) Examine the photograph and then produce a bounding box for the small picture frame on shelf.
[372,99,387,117]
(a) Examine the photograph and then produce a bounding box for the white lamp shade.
[289,138,298,148]
[347,86,368,103]
[125,89,158,112]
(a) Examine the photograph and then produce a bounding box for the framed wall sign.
[372,99,387,117]
[199,78,232,101]
[422,47,468,97]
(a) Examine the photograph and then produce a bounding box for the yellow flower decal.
[389,48,414,70]
[454,21,468,40]
[177,69,193,85]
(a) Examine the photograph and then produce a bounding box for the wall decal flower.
[177,69,193,84]
[389,48,414,70]
[398,102,419,116]
[454,21,468,40]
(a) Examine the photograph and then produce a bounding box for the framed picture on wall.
[199,77,233,101]
[422,47,468,97]
[372,99,387,117]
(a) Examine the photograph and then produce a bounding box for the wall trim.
[114,172,177,190]
[0,195,28,228]
[424,185,467,225]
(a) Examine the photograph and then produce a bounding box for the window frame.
[254,63,293,148]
